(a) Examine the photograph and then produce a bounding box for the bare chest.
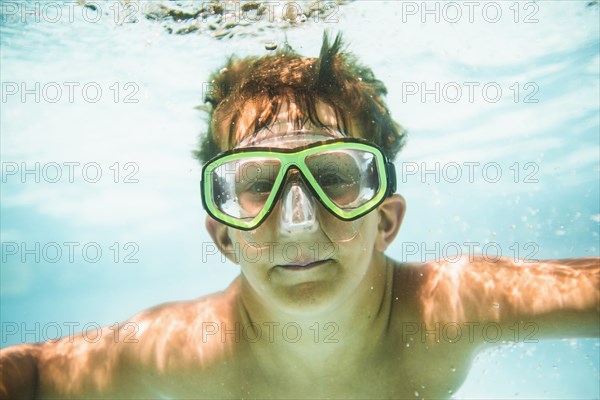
[113,341,473,399]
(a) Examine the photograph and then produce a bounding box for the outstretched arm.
[0,344,40,399]
[0,290,237,398]
[415,256,599,340]
[0,324,124,399]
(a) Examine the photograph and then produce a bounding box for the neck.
[235,253,394,366]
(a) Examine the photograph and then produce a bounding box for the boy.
[1,32,598,399]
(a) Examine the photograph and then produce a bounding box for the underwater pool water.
[1,1,598,398]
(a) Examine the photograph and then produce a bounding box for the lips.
[277,259,331,271]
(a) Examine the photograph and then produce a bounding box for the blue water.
[1,1,599,398]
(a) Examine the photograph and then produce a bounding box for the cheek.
[227,228,267,266]
[229,203,283,247]
[327,212,380,264]
[317,207,363,242]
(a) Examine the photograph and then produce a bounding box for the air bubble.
[265,41,278,51]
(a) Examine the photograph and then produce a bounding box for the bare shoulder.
[386,258,479,396]
[390,255,599,334]
[389,255,501,324]
[121,279,241,367]
[33,279,242,396]
[389,259,426,305]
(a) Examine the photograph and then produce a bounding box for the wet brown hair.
[193,32,407,163]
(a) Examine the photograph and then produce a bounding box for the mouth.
[276,259,331,271]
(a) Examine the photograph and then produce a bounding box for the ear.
[205,216,239,264]
[375,194,406,252]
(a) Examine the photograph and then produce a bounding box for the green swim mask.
[201,137,397,230]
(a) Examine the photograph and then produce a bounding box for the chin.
[272,281,345,316]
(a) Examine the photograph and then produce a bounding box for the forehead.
[236,102,345,148]
[215,100,361,151]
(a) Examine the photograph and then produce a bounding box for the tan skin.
[1,104,599,399]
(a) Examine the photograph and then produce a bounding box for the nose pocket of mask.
[279,177,318,234]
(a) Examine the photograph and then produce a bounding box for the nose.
[279,173,319,235]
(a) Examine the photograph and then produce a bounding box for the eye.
[248,180,274,194]
[318,173,347,187]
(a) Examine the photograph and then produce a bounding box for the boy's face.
[206,102,404,315]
